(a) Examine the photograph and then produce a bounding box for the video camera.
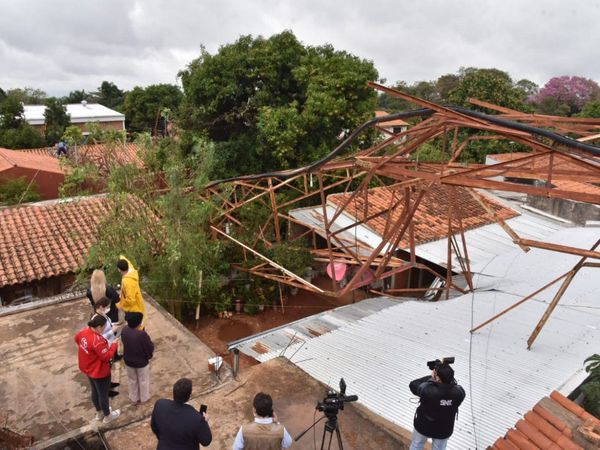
[316,378,358,416]
[426,356,455,371]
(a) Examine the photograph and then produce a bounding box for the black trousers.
[88,375,111,416]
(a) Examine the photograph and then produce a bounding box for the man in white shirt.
[233,392,293,450]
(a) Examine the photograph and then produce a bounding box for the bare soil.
[186,275,368,369]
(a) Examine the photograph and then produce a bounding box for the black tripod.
[295,410,345,450]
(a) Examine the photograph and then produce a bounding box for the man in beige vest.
[232,392,293,450]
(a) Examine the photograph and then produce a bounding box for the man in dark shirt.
[151,378,212,450]
[408,364,465,450]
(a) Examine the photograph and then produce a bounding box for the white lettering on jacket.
[440,400,453,406]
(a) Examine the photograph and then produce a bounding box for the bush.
[582,354,600,418]
[0,177,41,205]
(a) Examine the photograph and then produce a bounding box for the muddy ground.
[186,276,368,369]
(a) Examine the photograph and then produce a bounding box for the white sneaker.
[94,411,103,421]
[102,409,120,424]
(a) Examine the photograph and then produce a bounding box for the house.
[375,110,409,135]
[23,101,125,135]
[0,194,152,305]
[229,224,600,449]
[486,152,600,225]
[0,146,64,199]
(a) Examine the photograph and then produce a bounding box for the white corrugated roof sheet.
[261,226,600,449]
[230,297,399,361]
[23,103,125,125]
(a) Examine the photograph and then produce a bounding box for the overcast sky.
[0,1,598,96]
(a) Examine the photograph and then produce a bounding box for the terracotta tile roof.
[375,110,409,127]
[0,147,64,175]
[0,195,152,287]
[488,152,600,197]
[490,390,600,450]
[17,143,143,169]
[488,151,589,173]
[328,184,519,247]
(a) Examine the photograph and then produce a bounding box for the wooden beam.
[517,239,600,259]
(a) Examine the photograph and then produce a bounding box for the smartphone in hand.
[199,404,208,414]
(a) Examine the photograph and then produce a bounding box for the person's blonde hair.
[90,269,107,302]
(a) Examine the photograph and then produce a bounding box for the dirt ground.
[186,276,368,369]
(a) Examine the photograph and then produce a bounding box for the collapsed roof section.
[202,84,600,346]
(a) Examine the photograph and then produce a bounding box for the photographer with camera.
[233,392,292,450]
[408,358,465,450]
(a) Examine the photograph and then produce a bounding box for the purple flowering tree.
[529,76,600,116]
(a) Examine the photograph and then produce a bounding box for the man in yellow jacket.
[116,256,146,325]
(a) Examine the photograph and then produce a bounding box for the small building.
[0,147,64,199]
[375,110,409,135]
[23,101,125,135]
[0,194,152,305]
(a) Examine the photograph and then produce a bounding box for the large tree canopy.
[93,81,125,111]
[123,84,183,133]
[179,31,378,176]
[529,76,600,116]
[44,97,71,145]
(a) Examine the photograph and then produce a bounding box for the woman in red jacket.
[74,315,121,424]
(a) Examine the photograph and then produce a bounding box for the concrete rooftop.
[105,357,409,450]
[0,295,228,447]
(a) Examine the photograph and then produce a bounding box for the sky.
[0,0,599,96]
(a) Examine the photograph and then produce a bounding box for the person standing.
[151,378,212,449]
[116,256,146,325]
[87,269,120,323]
[121,312,154,405]
[408,363,465,450]
[92,297,123,397]
[233,392,293,450]
[74,315,120,424]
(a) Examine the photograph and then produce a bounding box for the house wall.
[0,167,64,199]
[526,194,600,225]
[0,274,76,305]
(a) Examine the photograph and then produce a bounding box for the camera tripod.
[295,411,345,450]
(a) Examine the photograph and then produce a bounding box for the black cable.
[205,107,600,188]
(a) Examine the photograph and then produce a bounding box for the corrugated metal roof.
[258,227,600,449]
[289,205,393,256]
[23,103,124,125]
[230,297,399,361]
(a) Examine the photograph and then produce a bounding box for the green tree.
[93,81,125,110]
[0,95,24,129]
[179,31,378,176]
[6,87,47,104]
[122,84,183,133]
[62,125,84,147]
[0,95,45,149]
[0,87,6,103]
[44,98,71,145]
[0,177,41,205]
[578,100,600,118]
[449,67,528,110]
[62,90,91,104]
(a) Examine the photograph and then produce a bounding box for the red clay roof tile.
[15,143,142,169]
[328,184,519,247]
[0,147,64,175]
[493,391,600,450]
[0,195,152,287]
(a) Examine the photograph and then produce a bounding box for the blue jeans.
[88,375,111,416]
[409,428,449,450]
